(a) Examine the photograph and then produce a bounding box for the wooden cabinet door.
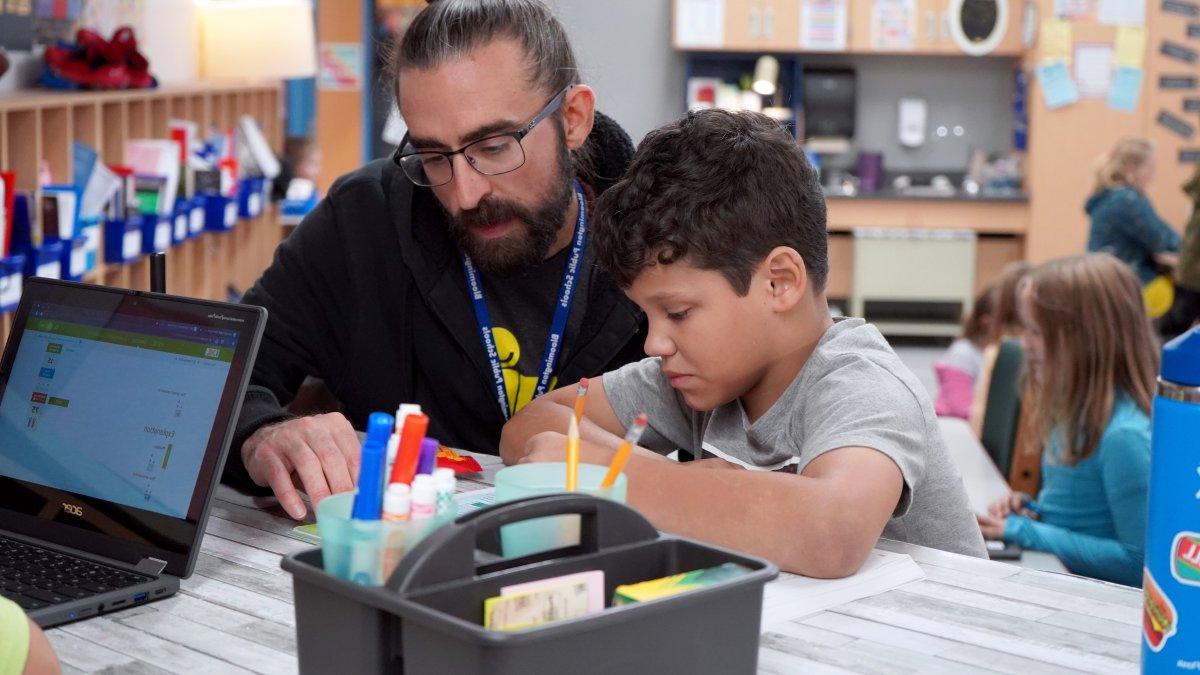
[723,0,802,51]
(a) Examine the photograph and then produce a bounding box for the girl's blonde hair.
[1020,254,1158,466]
[1092,137,1154,194]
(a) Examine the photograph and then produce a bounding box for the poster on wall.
[318,43,363,92]
[1055,0,1096,19]
[1098,0,1146,24]
[0,0,33,51]
[1108,66,1143,112]
[1037,60,1079,109]
[1040,19,1074,65]
[1075,44,1114,97]
[871,0,916,50]
[675,0,725,48]
[801,0,849,51]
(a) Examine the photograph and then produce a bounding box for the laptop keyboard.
[0,537,152,611]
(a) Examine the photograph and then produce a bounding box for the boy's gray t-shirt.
[603,317,986,558]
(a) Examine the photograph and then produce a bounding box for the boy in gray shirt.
[500,110,985,576]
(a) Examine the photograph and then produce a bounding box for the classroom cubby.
[0,82,285,346]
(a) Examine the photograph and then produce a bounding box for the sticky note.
[1114,26,1148,67]
[1040,19,1074,65]
[1109,66,1144,113]
[1038,60,1079,109]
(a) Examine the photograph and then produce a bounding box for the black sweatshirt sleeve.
[222,192,354,491]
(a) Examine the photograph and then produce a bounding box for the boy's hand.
[691,457,745,470]
[520,431,569,464]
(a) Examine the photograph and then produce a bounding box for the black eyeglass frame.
[392,85,573,187]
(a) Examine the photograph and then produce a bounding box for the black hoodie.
[222,112,646,491]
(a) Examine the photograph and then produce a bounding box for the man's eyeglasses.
[393,85,572,188]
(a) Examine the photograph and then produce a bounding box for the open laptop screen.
[0,279,264,576]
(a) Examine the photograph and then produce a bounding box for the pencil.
[566,414,580,491]
[601,413,649,488]
[572,378,589,424]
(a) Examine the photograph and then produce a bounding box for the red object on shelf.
[43,26,156,90]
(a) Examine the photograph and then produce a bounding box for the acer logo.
[62,503,83,517]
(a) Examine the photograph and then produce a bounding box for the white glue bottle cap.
[382,483,411,522]
[410,474,436,520]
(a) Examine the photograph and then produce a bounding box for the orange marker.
[572,378,589,424]
[388,413,429,486]
[601,413,649,488]
[566,414,580,491]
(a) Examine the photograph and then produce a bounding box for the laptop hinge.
[136,557,168,576]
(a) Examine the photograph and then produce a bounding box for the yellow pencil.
[572,378,589,424]
[601,413,649,488]
[566,413,580,491]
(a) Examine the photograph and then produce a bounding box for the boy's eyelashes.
[665,308,691,321]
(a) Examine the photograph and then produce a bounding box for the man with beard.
[222,0,646,519]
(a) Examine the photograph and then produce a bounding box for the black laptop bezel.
[0,278,265,578]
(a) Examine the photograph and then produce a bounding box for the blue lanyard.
[462,180,588,420]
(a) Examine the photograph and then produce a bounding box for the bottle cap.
[366,412,395,446]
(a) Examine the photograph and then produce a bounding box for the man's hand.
[241,413,361,519]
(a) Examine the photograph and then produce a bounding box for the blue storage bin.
[171,200,190,244]
[60,234,89,282]
[23,241,65,280]
[237,176,266,219]
[78,217,102,274]
[188,197,206,238]
[0,254,26,313]
[141,213,172,254]
[203,193,237,232]
[104,216,143,264]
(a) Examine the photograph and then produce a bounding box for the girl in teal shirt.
[976,254,1158,587]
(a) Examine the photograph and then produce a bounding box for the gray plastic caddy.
[280,493,779,674]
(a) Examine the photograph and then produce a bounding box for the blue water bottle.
[1143,327,1200,672]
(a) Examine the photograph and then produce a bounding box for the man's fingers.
[261,453,307,520]
[289,444,333,508]
[328,418,363,485]
[313,429,355,495]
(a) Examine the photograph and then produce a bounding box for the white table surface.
[42,450,1142,673]
[937,417,1069,575]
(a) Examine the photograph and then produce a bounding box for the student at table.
[500,109,986,577]
[1086,138,1180,313]
[223,0,646,519]
[0,597,60,674]
[977,254,1155,587]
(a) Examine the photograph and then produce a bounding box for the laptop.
[0,278,265,627]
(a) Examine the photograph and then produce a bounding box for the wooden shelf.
[0,81,285,346]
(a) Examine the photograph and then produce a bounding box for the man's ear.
[760,246,807,312]
[561,85,595,151]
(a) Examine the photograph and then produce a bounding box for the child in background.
[976,253,1156,587]
[933,287,994,419]
[270,136,322,202]
[969,261,1031,436]
[501,109,985,577]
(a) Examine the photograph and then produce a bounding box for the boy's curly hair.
[593,109,828,295]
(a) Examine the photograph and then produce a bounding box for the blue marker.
[351,412,395,521]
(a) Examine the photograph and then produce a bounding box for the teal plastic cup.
[316,491,456,586]
[493,463,627,559]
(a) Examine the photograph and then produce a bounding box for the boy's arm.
[499,376,670,465]
[518,435,903,578]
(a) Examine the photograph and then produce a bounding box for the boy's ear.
[761,246,807,311]
[561,85,595,152]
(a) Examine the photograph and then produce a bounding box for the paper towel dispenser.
[802,68,856,139]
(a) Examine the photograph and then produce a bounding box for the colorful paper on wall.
[1114,26,1147,67]
[801,0,849,51]
[871,0,916,50]
[317,42,363,91]
[1037,60,1079,109]
[1055,0,1096,19]
[1108,66,1144,112]
[1040,19,1074,65]
[1075,43,1114,97]
[674,0,725,47]
[1099,0,1147,24]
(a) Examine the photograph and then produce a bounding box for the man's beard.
[446,140,574,276]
